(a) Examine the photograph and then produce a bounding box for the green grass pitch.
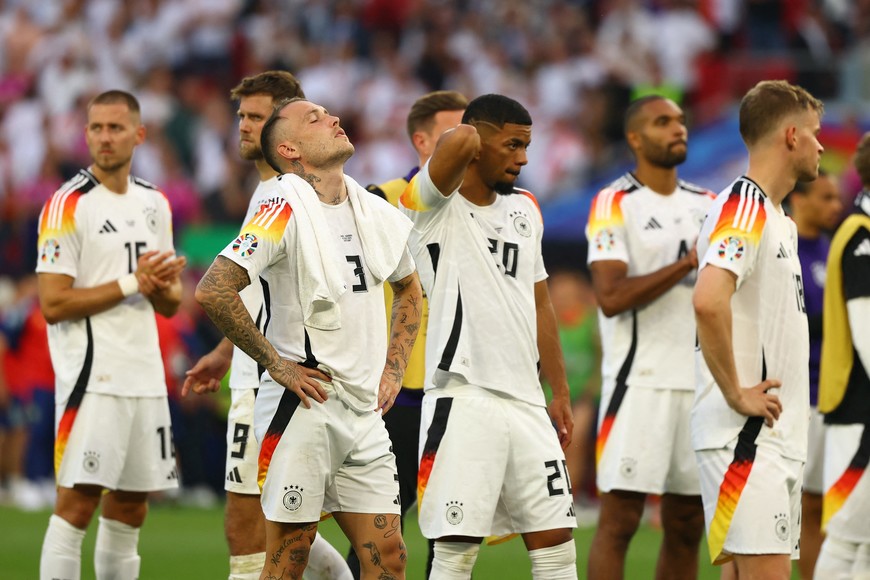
[0,503,802,578]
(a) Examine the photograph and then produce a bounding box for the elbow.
[597,297,624,318]
[42,305,63,325]
[692,293,717,323]
[194,279,210,309]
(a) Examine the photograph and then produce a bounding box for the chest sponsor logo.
[232,233,259,257]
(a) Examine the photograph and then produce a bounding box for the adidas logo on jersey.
[776,243,789,258]
[226,467,243,484]
[854,238,870,257]
[643,217,662,230]
[99,220,118,234]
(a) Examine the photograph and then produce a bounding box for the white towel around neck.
[277,173,413,331]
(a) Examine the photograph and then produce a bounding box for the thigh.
[225,388,260,495]
[117,397,178,492]
[418,394,509,539]
[498,400,578,536]
[55,393,135,489]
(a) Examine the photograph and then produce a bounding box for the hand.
[547,393,574,450]
[684,246,698,269]
[727,379,783,427]
[182,349,232,396]
[377,374,402,415]
[269,359,331,409]
[135,251,187,295]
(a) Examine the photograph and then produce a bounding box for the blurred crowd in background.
[1,0,868,511]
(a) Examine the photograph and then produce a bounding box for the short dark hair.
[461,94,531,128]
[230,70,305,102]
[406,90,468,140]
[739,80,824,146]
[855,132,870,187]
[88,90,140,115]
[260,97,305,173]
[623,95,667,134]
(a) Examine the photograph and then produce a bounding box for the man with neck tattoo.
[182,71,351,580]
[196,97,422,580]
[400,94,578,579]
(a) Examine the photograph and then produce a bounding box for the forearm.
[384,273,423,385]
[696,306,743,405]
[195,256,281,372]
[39,274,133,324]
[596,258,694,317]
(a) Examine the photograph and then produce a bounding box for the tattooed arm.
[195,256,330,408]
[378,271,422,413]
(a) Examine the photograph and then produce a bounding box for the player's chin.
[494,180,516,195]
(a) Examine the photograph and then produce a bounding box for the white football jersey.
[35,169,175,404]
[219,175,415,412]
[228,178,279,391]
[399,161,548,407]
[587,172,714,392]
[692,176,810,461]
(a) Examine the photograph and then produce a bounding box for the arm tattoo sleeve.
[197,256,281,370]
[385,272,422,384]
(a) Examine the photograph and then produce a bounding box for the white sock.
[229,552,265,580]
[430,541,480,580]
[94,517,141,580]
[816,535,859,580]
[528,540,577,580]
[303,532,353,580]
[40,514,86,580]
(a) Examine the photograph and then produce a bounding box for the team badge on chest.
[510,210,532,237]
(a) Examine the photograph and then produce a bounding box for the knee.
[598,504,643,543]
[55,489,101,529]
[358,537,406,575]
[662,506,705,546]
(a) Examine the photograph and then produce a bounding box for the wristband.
[118,273,140,297]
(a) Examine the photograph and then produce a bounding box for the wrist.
[118,273,140,297]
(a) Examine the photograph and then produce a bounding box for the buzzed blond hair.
[739,80,824,146]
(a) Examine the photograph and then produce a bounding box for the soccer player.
[347,89,467,580]
[786,171,843,579]
[36,90,187,580]
[815,133,870,578]
[195,97,422,580]
[183,71,351,580]
[585,94,712,580]
[693,80,824,580]
[400,94,578,580]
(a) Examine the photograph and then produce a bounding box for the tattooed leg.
[261,520,318,580]
[334,512,406,580]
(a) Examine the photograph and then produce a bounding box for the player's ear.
[784,124,798,151]
[136,124,146,146]
[277,141,299,161]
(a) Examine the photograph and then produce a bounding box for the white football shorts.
[596,385,700,495]
[55,392,178,492]
[696,426,802,565]
[254,381,400,524]
[822,423,870,543]
[225,388,261,494]
[417,385,577,540]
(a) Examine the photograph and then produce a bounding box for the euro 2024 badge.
[717,236,744,262]
[233,233,259,257]
[41,238,61,263]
